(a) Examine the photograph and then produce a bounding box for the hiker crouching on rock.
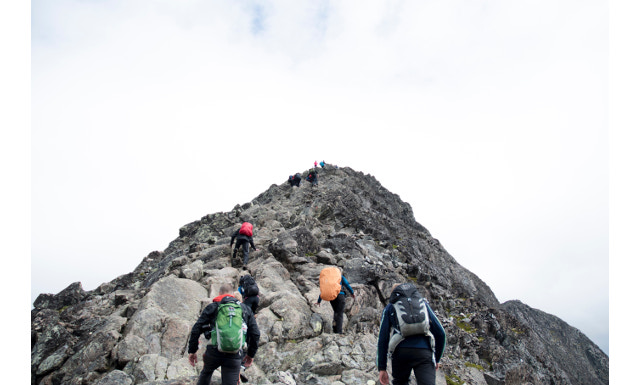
[288,173,302,187]
[188,283,260,385]
[376,283,446,385]
[305,169,318,187]
[230,222,258,268]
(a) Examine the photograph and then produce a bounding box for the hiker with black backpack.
[238,274,260,314]
[188,283,260,385]
[305,169,318,187]
[315,267,355,334]
[288,173,302,187]
[376,283,446,385]
[230,222,258,268]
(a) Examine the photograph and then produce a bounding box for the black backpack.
[241,275,259,297]
[388,283,434,353]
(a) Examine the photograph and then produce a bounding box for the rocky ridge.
[31,166,609,385]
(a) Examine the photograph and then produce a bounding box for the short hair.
[218,283,233,295]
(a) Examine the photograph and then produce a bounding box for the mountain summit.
[32,166,608,385]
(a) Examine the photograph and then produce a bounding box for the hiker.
[230,222,258,268]
[314,160,318,168]
[188,283,260,385]
[376,283,446,385]
[288,173,302,187]
[305,169,318,187]
[238,274,260,314]
[315,267,355,334]
[319,160,325,168]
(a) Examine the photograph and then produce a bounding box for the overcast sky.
[29,0,610,354]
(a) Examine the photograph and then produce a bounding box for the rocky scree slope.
[32,166,609,385]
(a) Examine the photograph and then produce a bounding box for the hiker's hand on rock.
[188,353,197,367]
[243,356,253,368]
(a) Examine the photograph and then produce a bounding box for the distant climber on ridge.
[320,160,325,168]
[230,222,258,268]
[288,173,302,187]
[306,169,318,187]
[315,267,355,334]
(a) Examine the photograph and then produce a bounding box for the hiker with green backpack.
[188,283,261,385]
[376,282,446,385]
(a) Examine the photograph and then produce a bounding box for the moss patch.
[453,315,477,334]
[445,374,464,385]
[464,362,484,371]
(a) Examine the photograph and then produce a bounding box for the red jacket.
[212,294,235,302]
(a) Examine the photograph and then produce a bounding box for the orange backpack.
[319,267,342,301]
[239,222,253,237]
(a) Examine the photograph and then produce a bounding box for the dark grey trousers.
[391,347,436,385]
[330,293,346,333]
[196,345,243,385]
[234,240,251,265]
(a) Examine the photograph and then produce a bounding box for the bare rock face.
[31,166,608,385]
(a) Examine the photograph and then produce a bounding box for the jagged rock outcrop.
[32,166,608,385]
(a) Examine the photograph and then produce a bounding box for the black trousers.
[234,240,251,265]
[243,295,259,314]
[330,294,346,333]
[390,347,436,385]
[196,345,243,385]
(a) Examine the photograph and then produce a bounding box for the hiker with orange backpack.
[230,222,258,268]
[315,267,355,334]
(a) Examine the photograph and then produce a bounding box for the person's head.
[218,283,233,295]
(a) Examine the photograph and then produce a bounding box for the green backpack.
[209,300,246,353]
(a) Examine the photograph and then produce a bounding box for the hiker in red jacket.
[230,222,257,268]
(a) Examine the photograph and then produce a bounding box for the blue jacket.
[317,276,354,303]
[376,299,446,370]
